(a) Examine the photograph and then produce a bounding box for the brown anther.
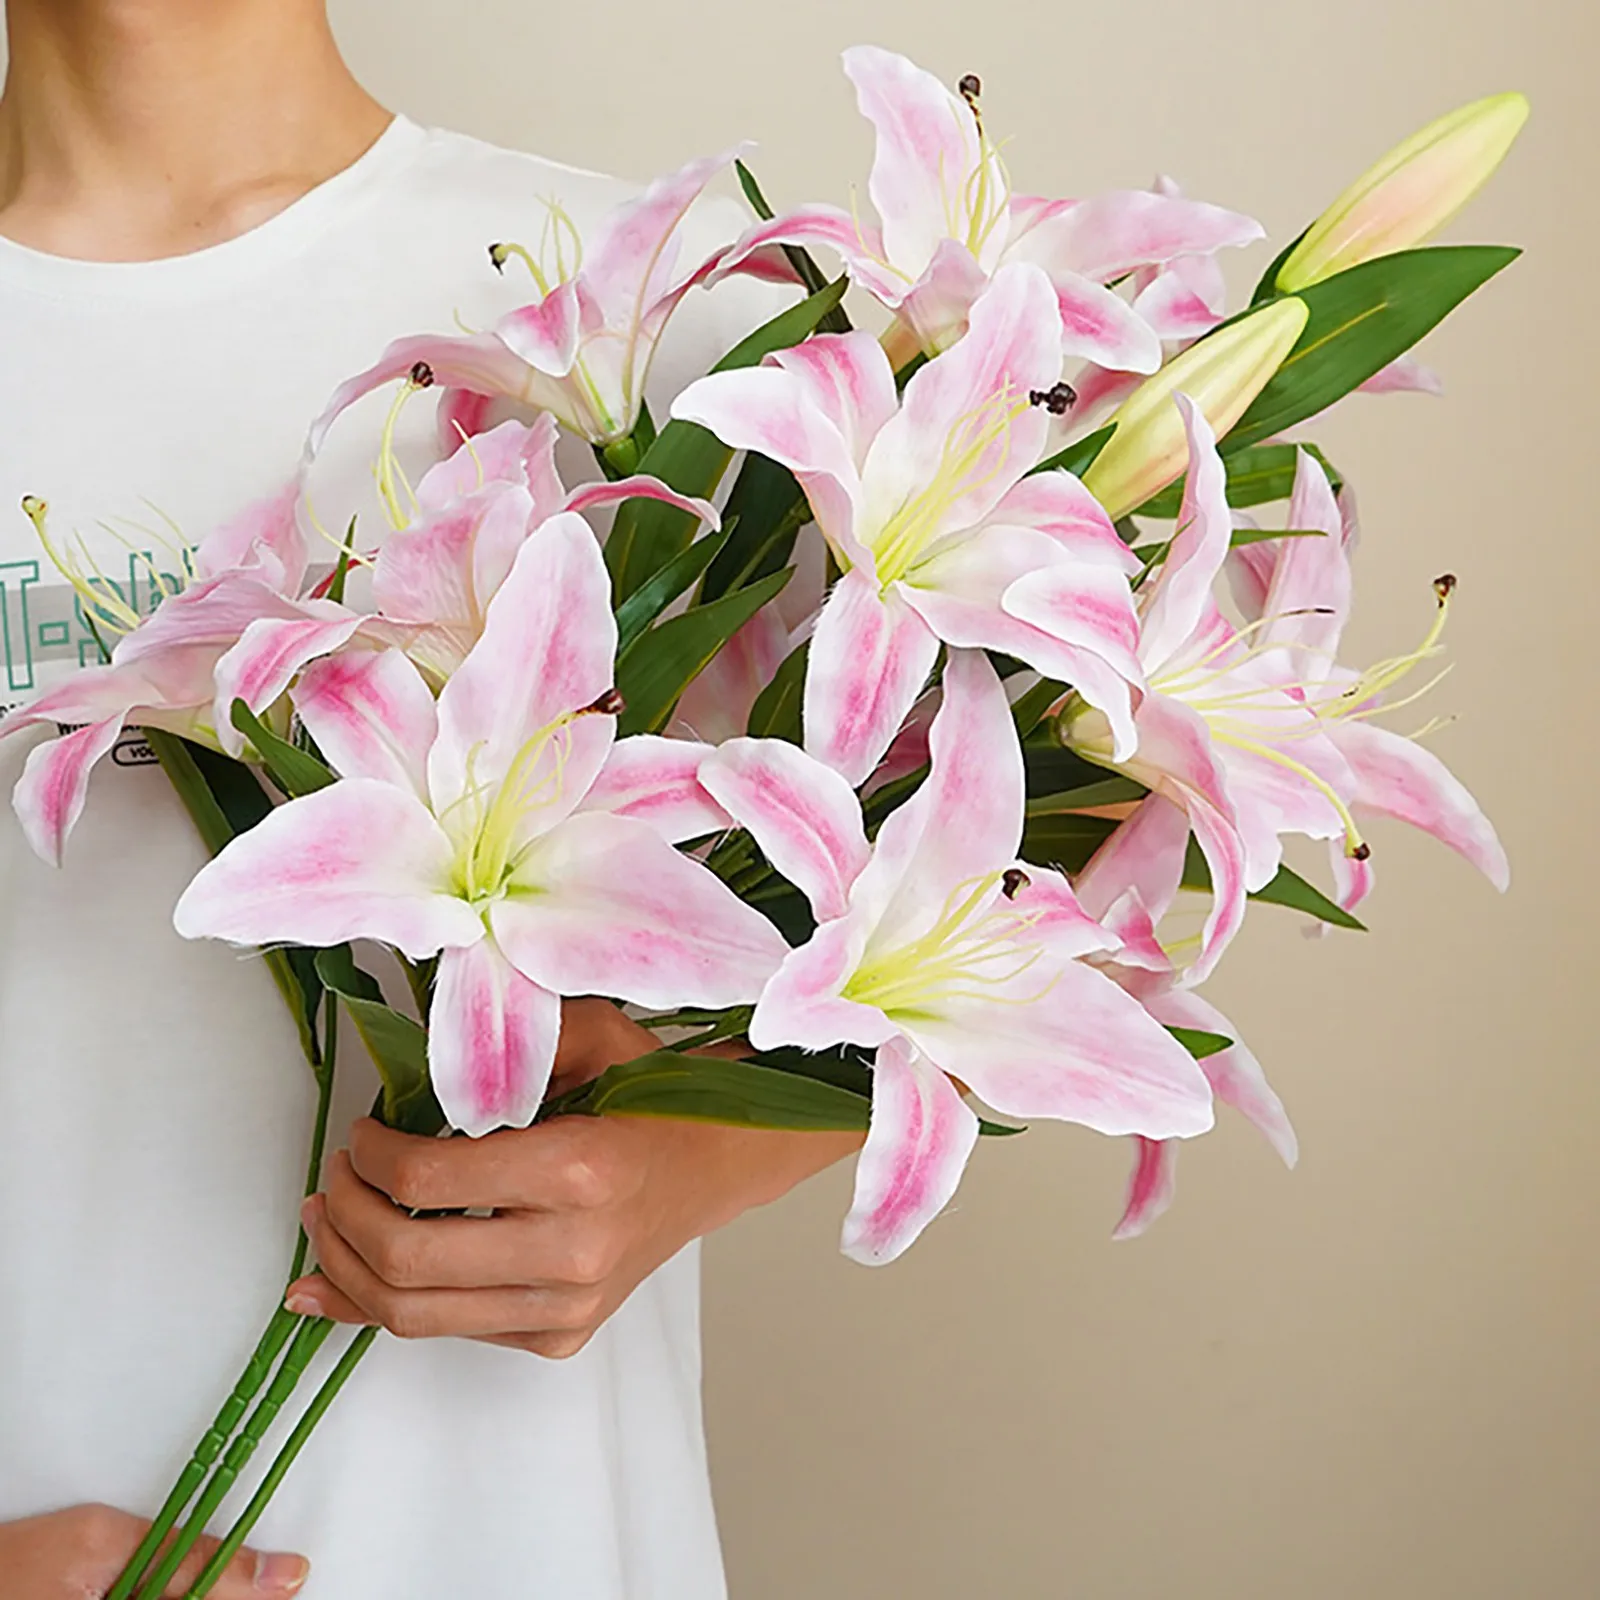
[1433,573,1457,602]
[1001,867,1030,900]
[1029,382,1077,415]
[584,688,626,717]
[488,242,510,273]
[408,360,436,389]
[958,73,983,100]
[1351,842,1372,862]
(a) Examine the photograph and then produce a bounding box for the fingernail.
[300,1196,319,1229]
[284,1285,321,1316]
[254,1551,310,1593]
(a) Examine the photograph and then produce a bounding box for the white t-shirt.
[0,114,777,1599]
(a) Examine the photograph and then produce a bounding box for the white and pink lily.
[1071,794,1297,1238]
[699,649,1213,1265]
[1225,448,1509,914]
[1056,395,1358,982]
[674,262,1148,785]
[174,512,782,1136]
[309,149,765,451]
[368,414,717,680]
[2,485,363,864]
[717,46,1260,364]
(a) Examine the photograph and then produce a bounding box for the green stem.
[131,1317,334,1600]
[103,1307,303,1600]
[288,1000,339,1283]
[182,1327,380,1600]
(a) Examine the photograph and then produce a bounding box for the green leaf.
[605,278,850,601]
[1030,423,1117,480]
[735,160,852,333]
[616,567,791,736]
[1181,837,1367,931]
[554,1045,1022,1136]
[1011,677,1068,739]
[701,454,806,602]
[229,701,335,798]
[746,638,808,741]
[1132,442,1344,520]
[144,729,323,1066]
[325,516,358,605]
[1250,226,1311,305]
[557,1049,873,1131]
[1024,744,1130,799]
[314,948,445,1136]
[1224,246,1519,453]
[1168,1025,1233,1059]
[613,522,732,655]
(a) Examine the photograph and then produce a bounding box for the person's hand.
[0,1504,309,1597]
[285,999,861,1358]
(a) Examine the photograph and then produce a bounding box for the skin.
[0,1,862,1589]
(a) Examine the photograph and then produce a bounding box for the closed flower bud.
[1082,298,1309,520]
[1276,92,1529,292]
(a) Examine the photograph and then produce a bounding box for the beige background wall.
[338,3,1593,1595]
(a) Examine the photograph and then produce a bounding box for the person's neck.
[0,0,392,260]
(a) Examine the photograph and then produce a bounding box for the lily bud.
[1276,92,1529,292]
[1082,298,1309,520]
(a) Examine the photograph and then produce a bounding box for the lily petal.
[493,811,788,1010]
[13,716,127,866]
[496,279,586,376]
[748,915,900,1054]
[307,333,536,457]
[1009,189,1264,284]
[576,734,731,843]
[172,779,484,959]
[1074,793,1191,927]
[700,736,871,921]
[843,44,982,278]
[672,355,871,564]
[1148,988,1298,1169]
[803,569,939,787]
[842,1037,980,1266]
[431,938,562,1137]
[1112,1137,1179,1240]
[292,648,439,800]
[212,609,364,756]
[428,513,616,822]
[902,955,1214,1139]
[1136,394,1233,672]
[1328,719,1509,891]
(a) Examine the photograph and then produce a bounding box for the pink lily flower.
[1071,794,1297,1238]
[369,415,717,680]
[717,46,1260,363]
[1225,448,1509,914]
[1050,395,1360,983]
[2,486,362,864]
[173,512,781,1136]
[674,262,1148,785]
[308,149,766,449]
[699,649,1213,1265]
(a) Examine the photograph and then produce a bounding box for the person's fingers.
[549,997,656,1090]
[162,1531,311,1598]
[284,1272,372,1326]
[296,1193,602,1340]
[66,1504,309,1597]
[321,1150,595,1291]
[346,1115,641,1213]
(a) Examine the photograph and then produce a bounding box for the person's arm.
[285,1001,863,1357]
[0,1505,308,1597]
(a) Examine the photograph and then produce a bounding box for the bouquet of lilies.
[3,48,1523,1598]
